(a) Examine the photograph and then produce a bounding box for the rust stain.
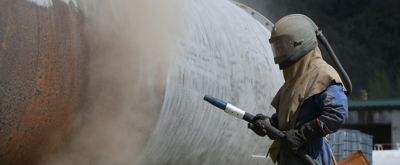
[0,0,87,164]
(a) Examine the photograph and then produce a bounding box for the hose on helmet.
[316,30,353,96]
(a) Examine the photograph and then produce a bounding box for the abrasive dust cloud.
[40,0,182,164]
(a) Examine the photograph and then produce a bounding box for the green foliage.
[368,71,391,99]
[396,72,400,95]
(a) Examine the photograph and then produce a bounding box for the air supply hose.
[317,30,353,96]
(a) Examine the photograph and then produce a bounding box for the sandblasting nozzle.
[203,95,227,110]
[203,95,255,123]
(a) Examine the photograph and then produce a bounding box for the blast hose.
[317,30,352,95]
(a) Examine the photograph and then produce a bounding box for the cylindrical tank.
[0,0,283,165]
[0,0,86,164]
[139,1,282,164]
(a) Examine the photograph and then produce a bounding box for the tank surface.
[0,0,86,164]
[0,0,283,165]
[139,0,283,164]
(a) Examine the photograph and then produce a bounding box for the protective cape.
[268,47,345,162]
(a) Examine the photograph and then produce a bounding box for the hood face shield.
[269,35,294,64]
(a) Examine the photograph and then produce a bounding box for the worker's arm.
[283,84,348,152]
[316,84,348,134]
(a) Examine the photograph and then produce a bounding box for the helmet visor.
[269,35,293,63]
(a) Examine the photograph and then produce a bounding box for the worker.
[248,14,349,165]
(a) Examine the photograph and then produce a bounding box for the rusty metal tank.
[0,0,86,164]
[0,0,283,165]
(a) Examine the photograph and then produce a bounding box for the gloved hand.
[282,119,326,153]
[282,129,304,153]
[248,114,276,139]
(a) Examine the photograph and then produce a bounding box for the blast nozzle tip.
[203,95,227,110]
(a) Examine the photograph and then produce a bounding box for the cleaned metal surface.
[139,0,282,164]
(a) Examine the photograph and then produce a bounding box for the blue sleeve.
[316,84,348,134]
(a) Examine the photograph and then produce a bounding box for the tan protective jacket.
[268,47,344,162]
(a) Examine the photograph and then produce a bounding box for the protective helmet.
[269,14,319,69]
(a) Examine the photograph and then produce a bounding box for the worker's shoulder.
[327,83,345,91]
[319,83,347,101]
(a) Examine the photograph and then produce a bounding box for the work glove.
[248,114,276,139]
[282,119,325,153]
